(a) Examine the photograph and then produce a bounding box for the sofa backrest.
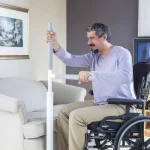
[0,77,47,113]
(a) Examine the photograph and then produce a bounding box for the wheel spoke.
[124,137,141,147]
[145,138,150,147]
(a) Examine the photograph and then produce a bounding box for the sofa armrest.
[40,80,86,105]
[0,94,27,150]
[107,98,145,105]
[0,94,26,113]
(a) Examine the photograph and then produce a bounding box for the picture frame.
[133,38,150,64]
[138,0,150,37]
[0,3,29,59]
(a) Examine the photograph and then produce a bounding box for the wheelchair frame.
[84,65,150,150]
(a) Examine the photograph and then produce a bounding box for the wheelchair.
[85,62,150,150]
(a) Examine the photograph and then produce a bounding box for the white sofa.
[0,77,86,150]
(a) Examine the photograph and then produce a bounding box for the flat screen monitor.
[133,38,150,64]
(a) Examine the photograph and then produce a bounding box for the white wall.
[0,0,66,82]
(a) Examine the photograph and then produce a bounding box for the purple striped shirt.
[54,46,136,104]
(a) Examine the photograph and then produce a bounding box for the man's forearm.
[53,40,60,52]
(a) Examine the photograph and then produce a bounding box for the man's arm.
[91,50,133,86]
[54,47,92,68]
[46,31,92,68]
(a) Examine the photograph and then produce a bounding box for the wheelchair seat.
[84,62,150,150]
[88,121,122,133]
[87,113,143,133]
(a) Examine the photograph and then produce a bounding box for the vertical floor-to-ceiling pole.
[47,22,53,150]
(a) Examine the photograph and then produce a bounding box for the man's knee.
[69,109,85,126]
[58,104,70,117]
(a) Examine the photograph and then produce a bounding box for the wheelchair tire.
[114,116,150,150]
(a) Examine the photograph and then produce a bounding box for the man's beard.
[91,49,99,53]
[89,44,99,53]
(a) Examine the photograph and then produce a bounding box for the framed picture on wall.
[138,0,150,37]
[0,3,29,59]
[133,38,150,64]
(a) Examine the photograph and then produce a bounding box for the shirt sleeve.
[54,47,93,68]
[91,50,133,86]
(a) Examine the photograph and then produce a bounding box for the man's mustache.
[89,44,98,53]
[89,44,95,47]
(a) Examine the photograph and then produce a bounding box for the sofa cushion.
[24,104,62,138]
[27,104,62,119]
[23,119,46,139]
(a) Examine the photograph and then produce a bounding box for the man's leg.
[57,100,95,150]
[69,104,126,150]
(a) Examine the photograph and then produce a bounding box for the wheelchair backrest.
[133,62,150,100]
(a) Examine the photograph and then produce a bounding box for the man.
[46,23,136,150]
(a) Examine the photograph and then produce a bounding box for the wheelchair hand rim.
[117,118,150,150]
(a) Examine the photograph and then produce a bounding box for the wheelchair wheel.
[114,116,150,150]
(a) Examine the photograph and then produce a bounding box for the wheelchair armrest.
[89,90,94,95]
[107,98,145,105]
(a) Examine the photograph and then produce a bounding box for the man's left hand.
[78,71,91,84]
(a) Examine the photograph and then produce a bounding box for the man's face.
[87,30,105,52]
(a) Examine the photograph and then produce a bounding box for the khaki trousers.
[57,100,126,150]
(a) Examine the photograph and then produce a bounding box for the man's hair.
[87,23,111,42]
